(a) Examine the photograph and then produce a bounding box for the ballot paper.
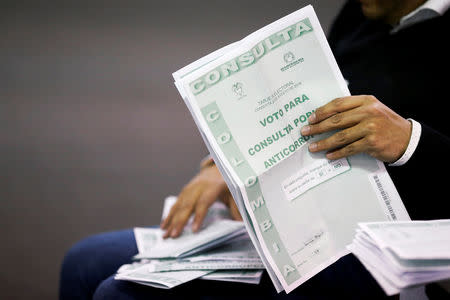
[133,222,246,259]
[133,196,246,259]
[147,259,265,272]
[115,196,265,288]
[201,270,264,285]
[348,220,450,296]
[185,234,261,263]
[173,5,410,293]
[161,195,234,228]
[115,266,212,289]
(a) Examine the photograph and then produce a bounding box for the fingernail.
[309,142,317,151]
[170,229,178,237]
[301,125,310,135]
[308,113,316,123]
[192,223,199,232]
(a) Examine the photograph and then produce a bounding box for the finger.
[169,193,200,237]
[161,202,180,229]
[163,187,201,238]
[308,96,367,125]
[162,208,180,238]
[160,197,185,229]
[162,226,172,239]
[308,123,367,153]
[168,208,195,238]
[161,194,190,230]
[301,107,364,136]
[192,203,209,232]
[221,193,242,221]
[229,201,242,221]
[192,187,223,232]
[160,216,169,229]
[324,138,368,160]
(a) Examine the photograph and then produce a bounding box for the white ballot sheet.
[133,221,246,259]
[201,270,264,285]
[115,266,212,289]
[134,196,246,259]
[147,259,265,273]
[349,220,450,295]
[173,5,410,293]
[358,220,450,260]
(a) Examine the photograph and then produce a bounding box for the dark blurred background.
[0,0,345,298]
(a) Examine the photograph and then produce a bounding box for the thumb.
[225,195,242,221]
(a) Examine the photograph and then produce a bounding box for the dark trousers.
[59,228,396,300]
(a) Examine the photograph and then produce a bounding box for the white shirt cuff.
[388,118,421,166]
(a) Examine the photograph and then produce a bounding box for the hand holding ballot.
[301,95,412,163]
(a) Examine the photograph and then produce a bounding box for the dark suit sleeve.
[387,122,450,220]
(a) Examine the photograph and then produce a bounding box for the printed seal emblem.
[283,52,295,63]
[232,82,246,99]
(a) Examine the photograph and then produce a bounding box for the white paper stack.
[348,220,450,296]
[114,196,264,289]
[133,196,247,259]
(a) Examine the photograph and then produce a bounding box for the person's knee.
[59,235,102,300]
[61,229,132,276]
[93,276,143,300]
[61,235,98,280]
[92,277,118,300]
[60,229,137,299]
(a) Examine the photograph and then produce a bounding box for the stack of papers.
[115,196,265,289]
[172,4,409,293]
[348,220,450,296]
